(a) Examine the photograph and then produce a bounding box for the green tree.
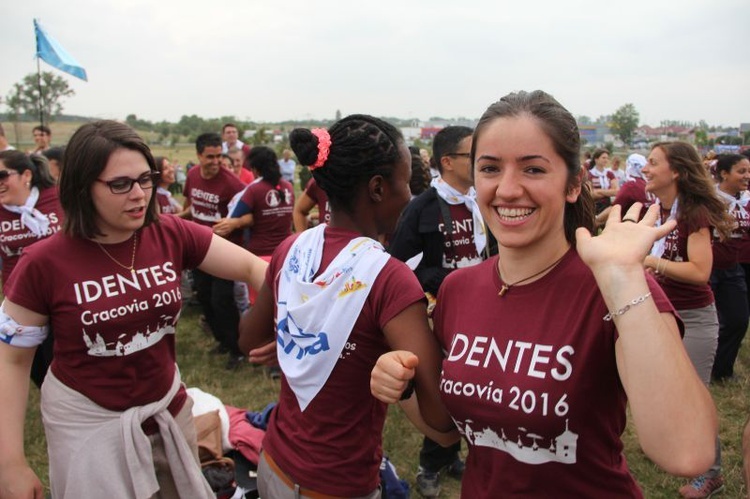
[5,72,75,121]
[253,127,269,146]
[610,103,640,145]
[4,83,26,143]
[694,129,709,148]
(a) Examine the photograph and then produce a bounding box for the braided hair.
[289,114,403,215]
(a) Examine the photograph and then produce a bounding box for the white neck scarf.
[716,185,749,217]
[650,198,679,257]
[430,177,487,255]
[589,167,611,189]
[276,224,390,411]
[2,187,50,238]
[156,187,182,211]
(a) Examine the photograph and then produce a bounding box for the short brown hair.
[60,120,159,238]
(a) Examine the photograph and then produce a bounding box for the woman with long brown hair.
[641,141,733,498]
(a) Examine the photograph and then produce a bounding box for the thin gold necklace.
[496,252,566,297]
[96,233,138,274]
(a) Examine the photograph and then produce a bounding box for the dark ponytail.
[289,114,403,215]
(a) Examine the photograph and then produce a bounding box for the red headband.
[310,128,331,170]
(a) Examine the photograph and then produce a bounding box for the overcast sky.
[3,0,748,127]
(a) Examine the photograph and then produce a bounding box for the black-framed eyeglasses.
[96,171,160,194]
[0,170,19,182]
[447,153,471,158]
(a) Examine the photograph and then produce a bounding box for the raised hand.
[576,203,676,276]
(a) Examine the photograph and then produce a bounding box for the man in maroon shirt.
[181,132,246,369]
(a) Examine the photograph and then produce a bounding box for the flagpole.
[34,20,46,128]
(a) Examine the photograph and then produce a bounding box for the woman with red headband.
[239,115,456,498]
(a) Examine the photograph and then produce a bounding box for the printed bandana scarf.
[276,224,390,411]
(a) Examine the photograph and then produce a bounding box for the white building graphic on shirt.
[82,313,178,357]
[458,419,578,465]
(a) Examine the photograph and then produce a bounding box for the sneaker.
[678,473,724,498]
[445,457,465,479]
[225,354,245,371]
[416,467,440,498]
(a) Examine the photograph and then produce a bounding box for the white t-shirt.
[278,158,296,183]
[221,139,245,154]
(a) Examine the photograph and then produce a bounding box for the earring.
[26,182,30,187]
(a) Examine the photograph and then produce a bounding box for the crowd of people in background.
[1,99,750,499]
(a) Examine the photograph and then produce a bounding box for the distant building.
[421,127,442,140]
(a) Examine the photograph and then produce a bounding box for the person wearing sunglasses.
[0,120,268,498]
[0,150,62,391]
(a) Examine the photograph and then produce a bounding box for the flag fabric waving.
[34,19,87,81]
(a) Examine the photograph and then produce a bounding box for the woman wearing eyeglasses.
[0,121,267,498]
[0,150,62,391]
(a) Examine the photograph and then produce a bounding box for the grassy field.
[21,295,750,498]
[2,121,198,165]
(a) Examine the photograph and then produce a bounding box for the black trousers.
[420,436,461,472]
[192,268,241,356]
[711,264,749,381]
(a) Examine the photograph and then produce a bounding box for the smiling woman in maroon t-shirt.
[0,120,268,498]
[371,91,717,498]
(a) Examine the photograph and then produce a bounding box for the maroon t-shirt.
[0,187,63,288]
[304,178,331,226]
[238,179,294,256]
[713,202,750,269]
[440,203,483,269]
[588,169,616,190]
[183,166,244,228]
[5,216,212,412]
[612,179,655,218]
[262,226,425,496]
[434,250,675,498]
[155,188,182,215]
[589,169,616,211]
[654,216,714,309]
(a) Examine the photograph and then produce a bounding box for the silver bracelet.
[603,292,652,321]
